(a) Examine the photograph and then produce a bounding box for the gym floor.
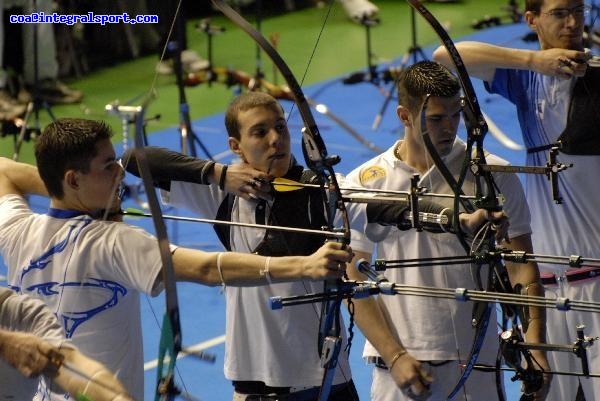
[1,1,578,399]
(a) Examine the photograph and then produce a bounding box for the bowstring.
[419,97,471,400]
[278,0,357,391]
[282,0,333,122]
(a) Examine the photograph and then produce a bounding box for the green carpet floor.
[1,0,516,164]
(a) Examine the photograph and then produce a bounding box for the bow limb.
[210,0,328,172]
[406,1,487,140]
[210,2,352,399]
[406,2,505,399]
[130,107,181,401]
[206,4,352,257]
[208,0,351,244]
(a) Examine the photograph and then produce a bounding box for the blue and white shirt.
[487,69,600,272]
[0,194,165,400]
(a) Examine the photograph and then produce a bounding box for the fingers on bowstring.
[559,56,588,77]
[327,261,346,272]
[240,182,273,202]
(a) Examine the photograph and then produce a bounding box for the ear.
[524,11,538,32]
[228,137,244,158]
[64,170,79,191]
[396,105,413,128]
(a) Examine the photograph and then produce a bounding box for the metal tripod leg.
[12,99,55,161]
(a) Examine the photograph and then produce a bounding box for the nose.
[565,11,580,27]
[440,117,457,132]
[268,127,283,148]
[565,14,576,25]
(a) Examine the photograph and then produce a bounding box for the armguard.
[122,147,215,191]
[366,198,456,233]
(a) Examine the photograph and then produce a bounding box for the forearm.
[346,252,406,364]
[366,198,459,233]
[0,158,47,197]
[173,248,311,286]
[54,348,133,401]
[433,42,534,82]
[0,329,12,360]
[504,234,546,343]
[122,147,220,190]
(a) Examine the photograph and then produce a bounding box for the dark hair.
[35,118,113,199]
[224,92,285,140]
[525,0,543,13]
[397,61,461,113]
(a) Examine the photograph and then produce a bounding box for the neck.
[398,131,432,174]
[50,197,96,216]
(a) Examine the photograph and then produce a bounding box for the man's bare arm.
[432,42,589,82]
[0,158,48,198]
[503,233,550,401]
[346,250,432,394]
[171,241,352,286]
[0,329,134,401]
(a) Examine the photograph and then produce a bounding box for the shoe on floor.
[181,50,210,73]
[156,49,209,75]
[339,0,379,24]
[0,89,27,120]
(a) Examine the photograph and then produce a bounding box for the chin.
[268,157,292,177]
[558,37,584,50]
[271,165,290,178]
[436,145,453,158]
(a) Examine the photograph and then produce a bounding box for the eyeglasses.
[541,5,591,19]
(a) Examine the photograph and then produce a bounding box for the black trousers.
[233,380,359,401]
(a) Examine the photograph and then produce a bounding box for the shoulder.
[347,145,397,187]
[0,194,30,214]
[93,220,157,245]
[356,164,389,187]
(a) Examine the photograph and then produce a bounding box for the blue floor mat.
[0,21,544,401]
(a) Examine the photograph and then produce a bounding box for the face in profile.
[74,138,124,213]
[229,105,292,178]
[422,95,462,157]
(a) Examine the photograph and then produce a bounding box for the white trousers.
[544,278,600,401]
[370,361,502,401]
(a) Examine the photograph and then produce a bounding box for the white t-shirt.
[344,139,531,362]
[0,195,165,400]
[0,290,73,401]
[169,180,352,387]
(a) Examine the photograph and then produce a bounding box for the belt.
[366,356,451,370]
[234,381,352,401]
[541,267,600,286]
[366,356,389,370]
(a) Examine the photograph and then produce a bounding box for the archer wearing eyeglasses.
[434,1,600,400]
